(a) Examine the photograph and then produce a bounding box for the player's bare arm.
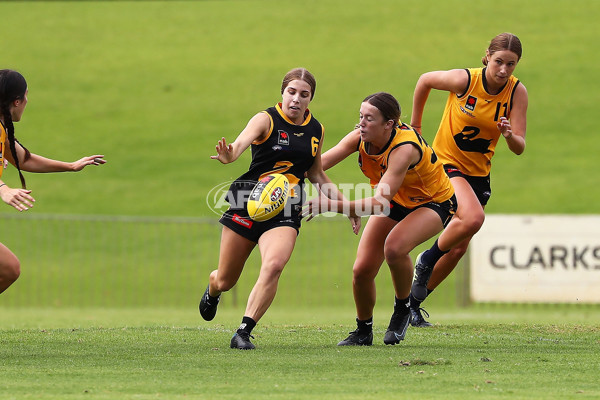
[321,129,360,171]
[502,83,528,155]
[412,69,469,129]
[211,112,270,164]
[17,152,106,173]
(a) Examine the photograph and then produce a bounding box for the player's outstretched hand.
[0,186,35,212]
[301,194,330,222]
[71,155,106,171]
[211,138,235,164]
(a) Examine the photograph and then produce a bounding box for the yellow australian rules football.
[247,173,290,222]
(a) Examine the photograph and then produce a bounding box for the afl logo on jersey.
[278,130,290,146]
[465,95,478,112]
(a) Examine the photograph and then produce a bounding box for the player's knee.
[383,243,409,266]
[456,209,485,231]
[352,261,377,282]
[260,259,286,281]
[463,211,485,235]
[0,259,21,284]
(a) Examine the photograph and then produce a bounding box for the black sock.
[356,317,373,333]
[394,295,410,315]
[421,239,449,267]
[237,316,256,334]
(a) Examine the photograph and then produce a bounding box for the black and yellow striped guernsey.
[227,102,324,209]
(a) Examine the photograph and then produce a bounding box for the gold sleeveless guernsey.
[432,67,520,177]
[359,123,454,208]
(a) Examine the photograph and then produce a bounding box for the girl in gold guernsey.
[0,69,106,294]
[304,92,463,346]
[409,33,528,326]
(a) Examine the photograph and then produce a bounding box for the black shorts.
[219,207,302,243]
[444,165,491,206]
[386,195,457,228]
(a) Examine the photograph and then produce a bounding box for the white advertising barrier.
[470,215,600,303]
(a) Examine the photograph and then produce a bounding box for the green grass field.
[1,0,599,399]
[1,307,599,399]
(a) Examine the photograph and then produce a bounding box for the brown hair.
[281,68,316,100]
[482,33,523,66]
[363,92,401,125]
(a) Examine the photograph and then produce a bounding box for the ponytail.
[1,108,28,189]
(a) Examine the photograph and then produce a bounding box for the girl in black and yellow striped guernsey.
[199,68,359,350]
